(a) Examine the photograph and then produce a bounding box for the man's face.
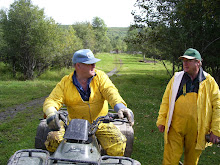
[182,58,200,76]
[78,63,96,78]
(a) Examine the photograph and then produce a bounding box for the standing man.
[43,49,134,155]
[156,48,220,165]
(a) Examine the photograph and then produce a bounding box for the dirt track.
[0,96,48,122]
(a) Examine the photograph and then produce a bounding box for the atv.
[8,109,141,165]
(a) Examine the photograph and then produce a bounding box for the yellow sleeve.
[156,76,174,127]
[43,76,67,115]
[210,77,220,137]
[96,70,127,109]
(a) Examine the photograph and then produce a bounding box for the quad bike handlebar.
[89,113,130,136]
[58,111,130,136]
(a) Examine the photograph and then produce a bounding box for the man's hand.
[118,108,134,126]
[46,113,61,131]
[158,125,165,133]
[209,132,220,144]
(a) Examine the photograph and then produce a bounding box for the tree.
[125,25,162,62]
[124,26,143,53]
[107,28,129,53]
[92,17,110,53]
[0,0,60,80]
[72,22,96,51]
[52,26,83,69]
[0,24,7,62]
[132,0,220,83]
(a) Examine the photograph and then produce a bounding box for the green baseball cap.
[179,48,202,61]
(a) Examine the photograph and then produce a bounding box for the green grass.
[0,80,55,111]
[0,107,43,163]
[109,54,171,164]
[95,53,120,72]
[0,53,219,165]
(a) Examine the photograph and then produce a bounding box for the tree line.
[1,0,219,84]
[125,0,220,84]
[0,0,127,80]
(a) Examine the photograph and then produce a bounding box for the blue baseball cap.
[72,49,101,64]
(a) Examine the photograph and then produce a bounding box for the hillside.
[107,27,129,38]
[59,25,129,39]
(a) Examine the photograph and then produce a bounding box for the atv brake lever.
[112,119,130,123]
[103,116,111,123]
[59,113,67,128]
[108,113,119,119]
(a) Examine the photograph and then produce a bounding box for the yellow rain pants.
[163,92,202,165]
[96,122,127,156]
[45,121,126,156]
[45,121,65,153]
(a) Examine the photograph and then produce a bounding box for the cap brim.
[82,58,101,64]
[179,55,196,60]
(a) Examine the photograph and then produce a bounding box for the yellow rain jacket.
[156,71,220,150]
[43,69,127,123]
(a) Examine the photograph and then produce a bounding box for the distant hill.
[59,25,71,29]
[107,27,129,38]
[59,25,129,39]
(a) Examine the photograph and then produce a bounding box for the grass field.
[0,53,219,164]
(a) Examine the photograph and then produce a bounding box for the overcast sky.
[0,0,137,27]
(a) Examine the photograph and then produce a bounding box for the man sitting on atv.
[43,49,134,156]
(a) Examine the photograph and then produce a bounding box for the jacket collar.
[197,67,206,82]
[184,67,206,83]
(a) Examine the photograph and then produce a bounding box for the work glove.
[46,107,60,131]
[118,108,134,126]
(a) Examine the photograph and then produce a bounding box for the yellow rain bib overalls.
[163,84,202,165]
[157,70,220,165]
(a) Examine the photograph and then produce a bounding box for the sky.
[0,0,137,27]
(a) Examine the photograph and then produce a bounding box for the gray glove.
[118,108,134,126]
[46,113,61,131]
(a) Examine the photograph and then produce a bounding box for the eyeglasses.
[80,63,96,67]
[182,59,197,63]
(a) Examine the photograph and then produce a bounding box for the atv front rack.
[101,155,135,164]
[8,149,50,165]
[8,149,137,165]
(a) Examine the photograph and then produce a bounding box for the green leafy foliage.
[107,27,128,52]
[130,0,220,84]
[92,17,111,53]
[72,22,96,51]
[0,0,61,80]
[0,0,131,81]
[51,26,83,69]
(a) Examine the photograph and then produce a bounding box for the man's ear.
[76,63,80,68]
